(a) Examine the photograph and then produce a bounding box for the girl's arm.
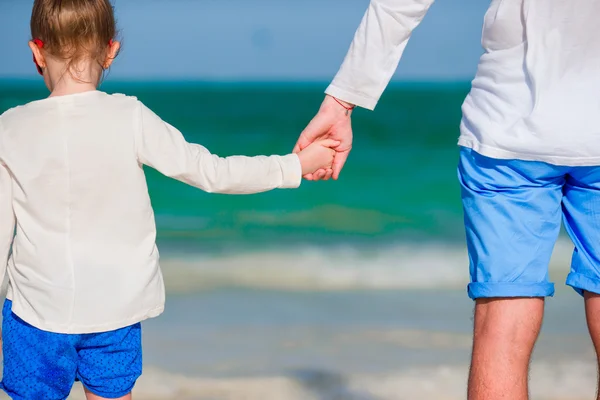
[0,161,15,285]
[134,102,303,194]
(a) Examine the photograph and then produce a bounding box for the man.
[294,0,600,399]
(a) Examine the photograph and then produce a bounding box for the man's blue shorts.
[0,300,142,399]
[459,147,600,299]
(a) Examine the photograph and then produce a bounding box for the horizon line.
[0,77,472,87]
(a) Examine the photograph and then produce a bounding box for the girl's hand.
[297,139,340,177]
[293,95,354,180]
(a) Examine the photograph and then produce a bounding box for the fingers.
[313,169,327,180]
[293,134,311,154]
[306,169,326,181]
[313,150,335,182]
[296,113,329,150]
[332,150,350,180]
[303,147,335,182]
[318,139,341,148]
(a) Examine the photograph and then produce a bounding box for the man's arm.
[326,0,436,110]
[295,0,435,180]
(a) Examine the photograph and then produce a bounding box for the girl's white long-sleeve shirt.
[0,90,301,334]
[326,0,600,166]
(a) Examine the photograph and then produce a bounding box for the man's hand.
[293,95,354,181]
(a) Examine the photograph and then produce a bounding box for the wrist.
[332,96,354,109]
[324,95,355,116]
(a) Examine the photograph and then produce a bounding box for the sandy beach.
[51,360,596,400]
[0,281,591,400]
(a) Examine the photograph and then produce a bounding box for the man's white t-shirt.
[0,91,301,334]
[326,0,600,166]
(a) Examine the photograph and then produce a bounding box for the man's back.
[461,0,600,164]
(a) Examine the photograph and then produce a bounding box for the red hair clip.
[32,39,44,76]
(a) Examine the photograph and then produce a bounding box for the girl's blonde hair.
[30,0,118,71]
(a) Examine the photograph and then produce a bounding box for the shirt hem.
[458,137,600,167]
[279,154,302,188]
[8,300,165,334]
[325,85,378,111]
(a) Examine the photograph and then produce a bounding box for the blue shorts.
[0,300,142,400]
[459,147,600,299]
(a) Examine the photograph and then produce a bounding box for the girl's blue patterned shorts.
[0,299,142,399]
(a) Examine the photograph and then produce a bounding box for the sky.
[0,0,489,81]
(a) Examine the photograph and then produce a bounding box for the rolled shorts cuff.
[467,282,555,299]
[566,272,600,297]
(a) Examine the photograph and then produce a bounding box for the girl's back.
[0,91,164,333]
[0,1,337,398]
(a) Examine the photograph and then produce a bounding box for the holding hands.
[294,95,355,181]
[297,139,340,176]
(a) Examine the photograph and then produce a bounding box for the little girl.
[0,1,337,399]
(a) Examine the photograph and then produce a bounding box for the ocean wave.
[160,237,575,292]
[62,359,595,400]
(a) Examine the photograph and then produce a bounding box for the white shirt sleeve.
[134,102,302,194]
[0,160,15,286]
[325,0,435,110]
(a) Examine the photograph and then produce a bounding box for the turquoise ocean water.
[0,81,595,399]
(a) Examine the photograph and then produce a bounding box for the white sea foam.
[160,237,575,293]
[60,359,596,400]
